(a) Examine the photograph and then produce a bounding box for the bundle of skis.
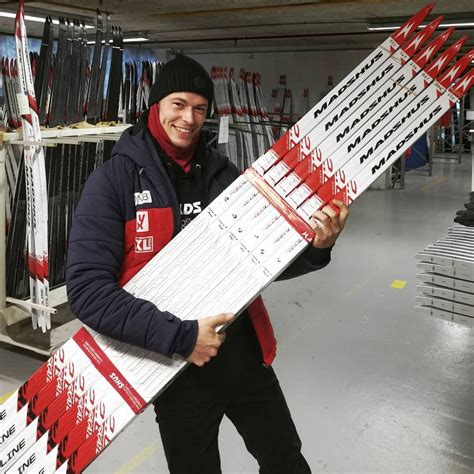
[212,66,274,170]
[124,60,163,123]
[1,9,123,127]
[416,225,474,322]
[5,136,110,305]
[2,2,474,473]
[3,7,127,330]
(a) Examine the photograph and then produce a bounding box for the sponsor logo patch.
[136,210,149,232]
[135,236,153,253]
[134,190,152,205]
[180,201,202,216]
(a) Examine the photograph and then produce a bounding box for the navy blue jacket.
[66,120,332,360]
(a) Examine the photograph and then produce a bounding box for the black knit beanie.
[149,54,214,106]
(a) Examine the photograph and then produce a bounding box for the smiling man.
[67,54,348,473]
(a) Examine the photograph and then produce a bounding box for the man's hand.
[309,199,349,249]
[186,313,234,367]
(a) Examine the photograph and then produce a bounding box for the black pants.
[153,313,311,474]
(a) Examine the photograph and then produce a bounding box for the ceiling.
[0,0,474,54]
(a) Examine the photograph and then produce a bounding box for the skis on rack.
[14,0,51,331]
[96,11,111,122]
[105,25,123,122]
[34,15,52,123]
[86,10,103,124]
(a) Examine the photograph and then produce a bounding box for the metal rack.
[0,124,130,355]
[433,94,472,164]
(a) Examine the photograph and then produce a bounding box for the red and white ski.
[14,0,50,331]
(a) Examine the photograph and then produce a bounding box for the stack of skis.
[2,2,474,473]
[212,66,274,170]
[0,10,164,128]
[123,60,163,124]
[416,225,474,323]
[4,7,127,330]
[1,11,124,128]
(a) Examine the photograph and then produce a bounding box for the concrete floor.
[1,157,473,473]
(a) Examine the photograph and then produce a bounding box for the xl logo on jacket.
[135,236,153,253]
[134,190,152,205]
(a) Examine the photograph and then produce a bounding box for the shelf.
[0,124,128,354]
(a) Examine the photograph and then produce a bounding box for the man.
[66,54,349,473]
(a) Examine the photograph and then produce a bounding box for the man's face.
[159,92,208,149]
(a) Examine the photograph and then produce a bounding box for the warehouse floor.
[1,156,473,473]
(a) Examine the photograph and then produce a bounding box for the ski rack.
[0,124,131,355]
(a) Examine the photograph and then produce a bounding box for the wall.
[189,49,369,114]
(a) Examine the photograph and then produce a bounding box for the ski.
[105,25,122,121]
[228,67,251,170]
[253,72,274,150]
[14,2,48,330]
[86,10,103,124]
[34,15,51,123]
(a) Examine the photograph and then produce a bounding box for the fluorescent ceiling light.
[123,37,149,43]
[367,20,474,31]
[0,11,93,29]
[87,37,149,45]
[87,39,112,45]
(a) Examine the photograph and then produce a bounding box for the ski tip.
[437,50,474,89]
[403,15,444,55]
[451,69,474,98]
[460,49,474,65]
[421,2,436,14]
[427,14,444,32]
[423,36,464,78]
[441,26,455,40]
[413,27,454,67]
[452,35,469,49]
[392,3,436,45]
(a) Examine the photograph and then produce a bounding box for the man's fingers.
[310,211,330,226]
[320,204,338,221]
[331,199,349,226]
[208,312,234,328]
